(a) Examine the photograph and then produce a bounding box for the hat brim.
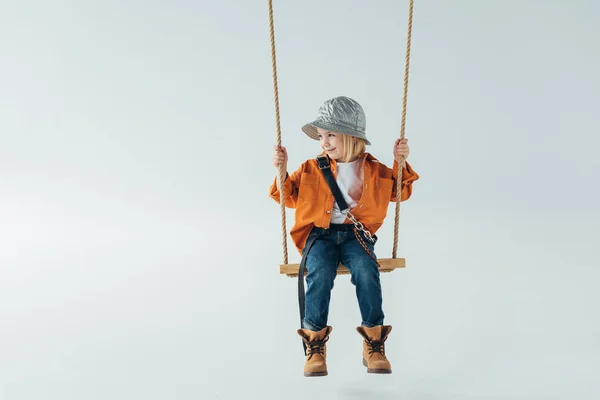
[301,120,371,145]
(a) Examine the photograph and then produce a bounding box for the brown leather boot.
[356,325,392,374]
[296,326,332,377]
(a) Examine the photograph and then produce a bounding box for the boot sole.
[304,371,328,377]
[363,358,392,374]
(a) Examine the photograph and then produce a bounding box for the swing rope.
[267,0,288,265]
[393,0,414,259]
[267,0,415,267]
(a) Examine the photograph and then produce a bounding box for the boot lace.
[366,339,385,356]
[306,337,329,359]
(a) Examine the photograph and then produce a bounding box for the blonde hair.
[320,134,366,163]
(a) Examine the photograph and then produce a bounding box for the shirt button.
[326,210,331,214]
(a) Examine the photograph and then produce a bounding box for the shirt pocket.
[376,177,394,204]
[298,172,320,200]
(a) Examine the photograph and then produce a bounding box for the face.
[317,127,346,161]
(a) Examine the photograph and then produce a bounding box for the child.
[269,96,419,377]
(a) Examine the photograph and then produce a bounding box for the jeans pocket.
[357,228,377,245]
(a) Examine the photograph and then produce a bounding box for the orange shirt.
[269,152,419,255]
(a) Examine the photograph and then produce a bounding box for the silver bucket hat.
[301,96,371,145]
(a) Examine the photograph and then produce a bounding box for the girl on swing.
[269,96,419,377]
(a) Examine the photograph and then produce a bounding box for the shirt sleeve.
[269,162,305,208]
[390,160,420,202]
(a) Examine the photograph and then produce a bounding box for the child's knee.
[350,257,380,283]
[307,263,337,284]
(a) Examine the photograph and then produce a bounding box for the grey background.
[1,0,598,399]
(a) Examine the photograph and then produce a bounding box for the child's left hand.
[394,138,410,162]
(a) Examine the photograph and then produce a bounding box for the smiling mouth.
[325,148,336,152]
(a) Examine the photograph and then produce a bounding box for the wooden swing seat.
[280,257,405,277]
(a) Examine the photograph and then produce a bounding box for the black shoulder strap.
[316,156,348,211]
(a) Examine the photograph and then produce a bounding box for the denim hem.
[302,318,324,332]
[361,321,383,328]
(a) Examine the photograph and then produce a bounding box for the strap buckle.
[316,156,329,170]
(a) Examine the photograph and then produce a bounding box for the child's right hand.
[273,145,288,169]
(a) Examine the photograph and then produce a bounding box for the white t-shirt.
[331,159,364,223]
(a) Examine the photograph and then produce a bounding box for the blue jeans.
[301,224,384,331]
